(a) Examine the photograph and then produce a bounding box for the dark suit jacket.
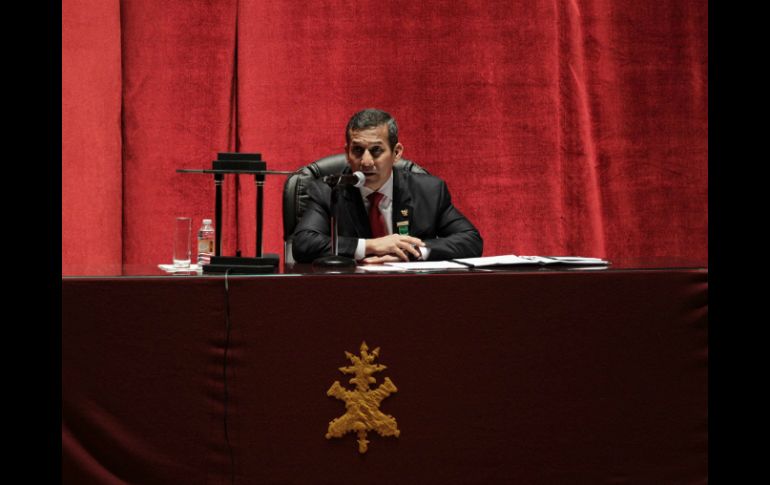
[291,166,483,262]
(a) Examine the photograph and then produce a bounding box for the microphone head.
[353,171,366,188]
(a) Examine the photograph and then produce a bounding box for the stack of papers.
[453,255,609,267]
[358,255,609,272]
[358,261,468,272]
[385,261,468,270]
[158,264,201,273]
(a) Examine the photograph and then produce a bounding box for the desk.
[63,265,707,484]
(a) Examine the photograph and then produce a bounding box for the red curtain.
[62,0,123,274]
[62,0,708,274]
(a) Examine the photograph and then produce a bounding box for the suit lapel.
[392,167,414,236]
[339,184,370,237]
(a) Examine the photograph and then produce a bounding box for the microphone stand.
[313,175,357,269]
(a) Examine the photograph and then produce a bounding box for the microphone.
[322,171,365,188]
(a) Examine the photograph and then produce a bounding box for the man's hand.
[365,234,425,262]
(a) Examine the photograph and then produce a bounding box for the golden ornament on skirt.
[325,342,400,453]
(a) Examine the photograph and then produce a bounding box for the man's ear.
[394,142,404,161]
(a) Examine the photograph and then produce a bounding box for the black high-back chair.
[282,153,429,263]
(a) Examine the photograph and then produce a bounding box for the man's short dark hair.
[345,109,399,150]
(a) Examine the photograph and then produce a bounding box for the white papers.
[358,265,410,272]
[158,264,201,273]
[384,261,468,270]
[358,261,469,272]
[453,255,535,266]
[452,255,609,267]
[358,255,608,272]
[542,256,608,264]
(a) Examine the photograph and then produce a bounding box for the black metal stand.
[177,153,295,274]
[312,180,356,269]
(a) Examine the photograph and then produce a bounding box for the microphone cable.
[223,268,235,484]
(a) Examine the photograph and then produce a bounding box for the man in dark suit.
[292,109,483,264]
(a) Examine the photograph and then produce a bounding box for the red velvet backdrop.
[62,0,708,274]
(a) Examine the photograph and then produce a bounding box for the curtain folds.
[62,0,123,275]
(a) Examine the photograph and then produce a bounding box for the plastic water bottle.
[197,219,215,265]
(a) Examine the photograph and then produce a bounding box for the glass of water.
[173,217,192,267]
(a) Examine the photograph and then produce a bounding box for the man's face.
[346,124,403,191]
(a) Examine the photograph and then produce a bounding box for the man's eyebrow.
[350,140,384,146]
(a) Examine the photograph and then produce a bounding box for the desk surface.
[63,256,706,278]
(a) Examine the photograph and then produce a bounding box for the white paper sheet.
[158,264,201,273]
[453,255,609,267]
[357,265,410,272]
[384,261,469,270]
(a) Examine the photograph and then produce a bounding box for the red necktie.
[367,192,388,239]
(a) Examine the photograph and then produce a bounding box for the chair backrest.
[282,153,429,263]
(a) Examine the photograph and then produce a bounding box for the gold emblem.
[325,342,400,453]
[400,209,409,217]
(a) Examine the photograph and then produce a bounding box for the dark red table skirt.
[63,269,707,484]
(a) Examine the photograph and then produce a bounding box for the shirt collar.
[359,171,394,201]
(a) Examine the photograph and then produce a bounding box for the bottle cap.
[203,219,212,225]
